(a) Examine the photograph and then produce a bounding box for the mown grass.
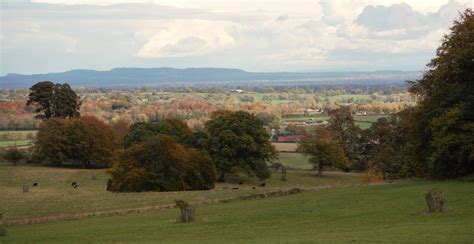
[0,165,359,220]
[277,152,312,170]
[3,180,473,243]
[0,140,33,148]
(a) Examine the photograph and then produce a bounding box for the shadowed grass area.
[0,165,360,220]
[2,180,473,243]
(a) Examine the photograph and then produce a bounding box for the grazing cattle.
[73,184,79,188]
[71,182,77,186]
[260,182,266,187]
[231,187,239,190]
[238,181,243,185]
[252,187,256,189]
[32,183,38,186]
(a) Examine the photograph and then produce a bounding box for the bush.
[2,147,24,165]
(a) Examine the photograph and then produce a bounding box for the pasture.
[2,179,473,243]
[0,140,33,148]
[0,165,359,221]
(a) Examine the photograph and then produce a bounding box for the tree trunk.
[425,190,445,212]
[218,171,226,182]
[318,163,323,177]
[179,206,196,222]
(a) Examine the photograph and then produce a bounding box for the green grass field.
[277,152,312,170]
[0,165,359,221]
[3,180,473,243]
[0,140,33,148]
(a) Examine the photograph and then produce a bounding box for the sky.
[0,0,472,75]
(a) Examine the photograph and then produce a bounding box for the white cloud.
[1,0,472,74]
[136,20,239,58]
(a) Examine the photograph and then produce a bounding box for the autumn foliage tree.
[35,116,120,168]
[107,135,216,192]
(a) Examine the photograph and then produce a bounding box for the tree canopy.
[297,127,349,176]
[123,118,191,148]
[406,9,473,179]
[27,81,81,119]
[107,135,216,192]
[35,116,120,168]
[205,111,277,181]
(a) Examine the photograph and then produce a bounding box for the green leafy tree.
[327,107,364,170]
[27,81,81,119]
[407,9,474,178]
[123,118,191,148]
[206,111,277,181]
[297,127,349,176]
[428,107,474,178]
[366,113,416,179]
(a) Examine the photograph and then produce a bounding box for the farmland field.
[2,180,473,243]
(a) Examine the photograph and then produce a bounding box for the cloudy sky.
[0,0,472,75]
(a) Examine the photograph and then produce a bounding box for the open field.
[272,142,298,152]
[0,140,33,148]
[277,152,312,170]
[0,165,359,221]
[2,180,473,242]
[283,114,389,129]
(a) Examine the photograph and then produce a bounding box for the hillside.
[0,68,421,89]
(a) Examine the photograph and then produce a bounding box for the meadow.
[2,179,473,243]
[0,165,359,221]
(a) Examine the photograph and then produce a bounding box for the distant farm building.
[277,135,302,143]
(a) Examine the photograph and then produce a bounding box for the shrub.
[2,147,24,165]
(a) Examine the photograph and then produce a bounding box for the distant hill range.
[0,68,422,89]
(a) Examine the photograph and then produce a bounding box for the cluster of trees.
[25,82,276,191]
[299,10,473,179]
[108,111,276,191]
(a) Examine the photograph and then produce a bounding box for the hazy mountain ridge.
[0,68,422,89]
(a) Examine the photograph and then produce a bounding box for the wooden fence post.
[281,167,288,181]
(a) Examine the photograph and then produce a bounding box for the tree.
[35,116,120,168]
[27,81,81,119]
[123,118,191,148]
[297,127,349,176]
[107,135,216,192]
[206,111,277,181]
[327,107,363,170]
[366,113,416,179]
[2,147,24,165]
[407,9,474,179]
[328,107,355,142]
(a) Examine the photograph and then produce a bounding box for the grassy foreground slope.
[2,180,473,243]
[0,165,359,220]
